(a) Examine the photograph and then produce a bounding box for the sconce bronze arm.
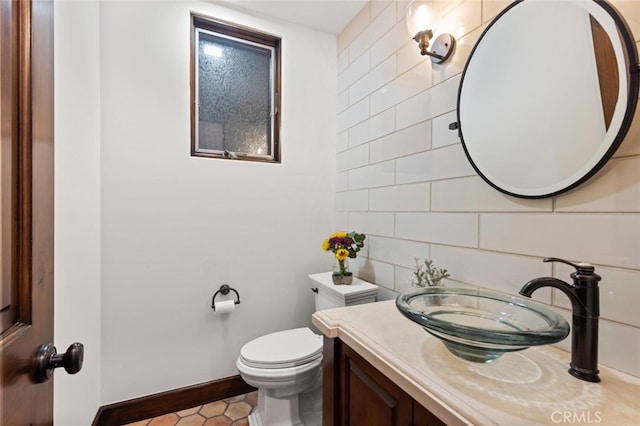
[412,30,456,64]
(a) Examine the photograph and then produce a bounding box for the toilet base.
[248,384,322,426]
[299,385,322,426]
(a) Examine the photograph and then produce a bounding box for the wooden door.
[1,1,55,424]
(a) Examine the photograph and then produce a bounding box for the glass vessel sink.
[396,287,570,363]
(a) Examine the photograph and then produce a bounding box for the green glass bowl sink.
[396,287,570,363]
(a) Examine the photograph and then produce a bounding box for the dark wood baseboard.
[92,375,255,426]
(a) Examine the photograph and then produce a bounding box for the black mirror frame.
[455,0,639,199]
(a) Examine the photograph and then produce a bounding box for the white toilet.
[236,272,378,426]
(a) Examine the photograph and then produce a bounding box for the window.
[191,14,281,163]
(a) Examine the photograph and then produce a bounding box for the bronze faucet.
[519,257,601,382]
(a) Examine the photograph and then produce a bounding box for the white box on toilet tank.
[309,272,378,312]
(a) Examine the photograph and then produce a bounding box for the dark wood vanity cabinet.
[323,337,445,426]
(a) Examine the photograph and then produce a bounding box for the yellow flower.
[321,240,330,251]
[335,248,349,261]
[330,231,347,239]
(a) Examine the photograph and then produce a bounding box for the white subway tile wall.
[336,0,640,377]
[349,108,396,148]
[369,121,430,163]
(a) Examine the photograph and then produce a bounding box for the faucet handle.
[543,257,595,274]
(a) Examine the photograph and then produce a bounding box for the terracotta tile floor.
[124,392,257,426]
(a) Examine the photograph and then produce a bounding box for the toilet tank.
[309,272,378,312]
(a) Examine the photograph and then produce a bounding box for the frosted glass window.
[191,14,281,162]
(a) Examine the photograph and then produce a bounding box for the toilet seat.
[239,327,322,369]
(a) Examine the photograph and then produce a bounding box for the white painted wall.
[54,1,102,424]
[337,0,640,378]
[98,0,336,405]
[55,0,337,423]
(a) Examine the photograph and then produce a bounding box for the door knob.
[34,342,84,383]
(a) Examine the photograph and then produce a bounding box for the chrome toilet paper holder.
[211,284,240,311]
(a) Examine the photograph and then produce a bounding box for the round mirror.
[457,0,639,198]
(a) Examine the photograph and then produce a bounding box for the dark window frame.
[190,13,282,163]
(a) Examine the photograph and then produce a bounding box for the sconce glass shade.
[406,0,439,37]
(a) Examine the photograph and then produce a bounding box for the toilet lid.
[240,327,323,369]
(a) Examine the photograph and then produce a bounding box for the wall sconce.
[406,0,456,64]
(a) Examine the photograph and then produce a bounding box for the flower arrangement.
[322,231,366,280]
[411,257,450,287]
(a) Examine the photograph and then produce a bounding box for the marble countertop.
[312,300,640,426]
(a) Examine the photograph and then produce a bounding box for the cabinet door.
[340,343,413,426]
[413,401,446,426]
